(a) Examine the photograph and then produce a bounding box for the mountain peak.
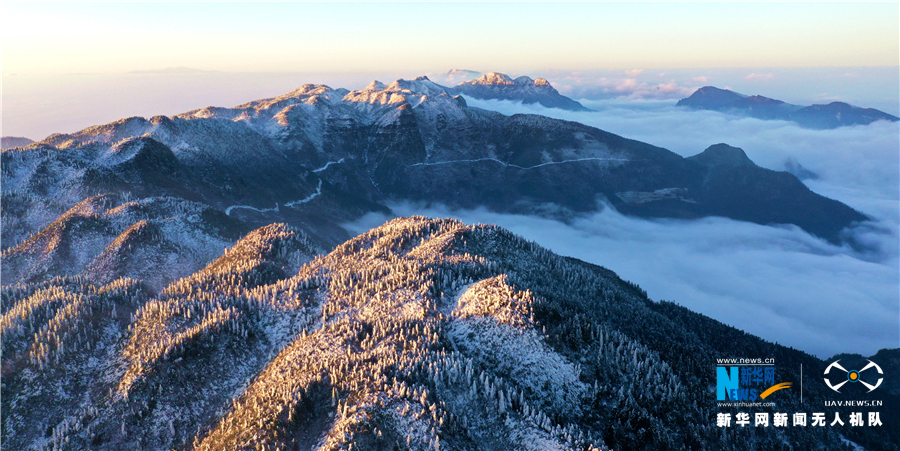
[460,72,555,89]
[1,136,35,149]
[687,143,755,170]
[678,87,898,128]
[745,94,783,105]
[99,136,179,171]
[364,80,385,91]
[696,85,736,94]
[4,212,887,450]
[513,75,534,85]
[453,72,589,111]
[676,86,746,109]
[291,83,334,96]
[826,101,852,109]
[385,77,449,96]
[464,72,516,86]
[512,76,554,89]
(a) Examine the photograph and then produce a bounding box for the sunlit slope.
[3,217,895,450]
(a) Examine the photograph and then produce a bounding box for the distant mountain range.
[2,74,896,450]
[677,86,899,129]
[2,75,869,292]
[1,136,34,149]
[415,70,592,111]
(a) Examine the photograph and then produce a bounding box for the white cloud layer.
[536,67,899,116]
[347,98,899,359]
[551,75,698,101]
[746,72,775,81]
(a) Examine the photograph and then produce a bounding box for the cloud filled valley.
[3,71,898,450]
[4,1,899,447]
[347,97,900,359]
[5,72,895,359]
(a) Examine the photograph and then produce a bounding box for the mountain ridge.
[677,86,899,128]
[451,71,591,111]
[2,75,869,292]
[1,136,35,149]
[3,216,897,450]
[1,73,894,446]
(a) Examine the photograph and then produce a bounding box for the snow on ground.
[410,157,627,170]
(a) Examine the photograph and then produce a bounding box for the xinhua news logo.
[717,358,791,403]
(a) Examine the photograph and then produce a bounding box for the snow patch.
[312,158,345,173]
[410,157,627,170]
[840,436,867,451]
[225,203,279,216]
[284,179,323,207]
[225,180,323,215]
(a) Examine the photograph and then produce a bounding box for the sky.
[3,2,899,139]
[1,2,898,357]
[2,3,898,74]
[2,2,898,139]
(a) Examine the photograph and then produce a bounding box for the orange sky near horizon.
[2,2,897,76]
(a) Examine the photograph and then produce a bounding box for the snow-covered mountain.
[2,193,247,293]
[677,86,899,128]
[2,76,869,291]
[429,69,483,86]
[3,217,896,450]
[451,72,591,111]
[1,76,896,450]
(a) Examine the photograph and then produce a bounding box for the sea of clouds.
[8,68,897,358]
[348,97,899,359]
